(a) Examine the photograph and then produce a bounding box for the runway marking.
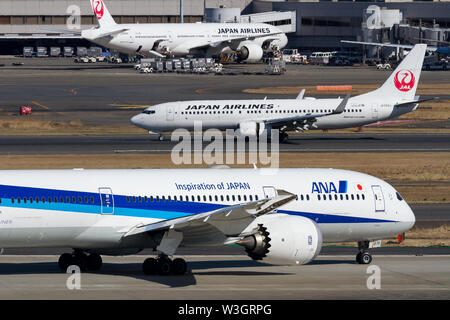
[31,101,50,110]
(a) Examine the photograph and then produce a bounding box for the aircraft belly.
[319,222,402,242]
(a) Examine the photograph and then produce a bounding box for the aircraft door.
[166,105,174,121]
[99,187,114,215]
[371,185,385,212]
[371,103,379,120]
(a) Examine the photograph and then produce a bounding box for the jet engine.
[237,121,265,137]
[238,43,264,62]
[237,214,322,265]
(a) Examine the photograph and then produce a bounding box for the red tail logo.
[92,0,104,20]
[394,69,415,92]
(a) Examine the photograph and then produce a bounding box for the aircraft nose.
[404,203,416,230]
[130,114,144,128]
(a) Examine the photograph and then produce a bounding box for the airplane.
[0,168,415,275]
[131,44,432,143]
[80,0,288,62]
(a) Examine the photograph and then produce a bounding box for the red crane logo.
[394,69,415,92]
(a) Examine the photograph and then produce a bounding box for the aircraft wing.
[263,95,349,131]
[341,40,438,52]
[122,189,296,238]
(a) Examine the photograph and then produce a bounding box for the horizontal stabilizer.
[94,28,129,39]
[395,97,438,107]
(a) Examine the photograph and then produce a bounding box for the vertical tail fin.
[90,0,116,28]
[360,44,427,102]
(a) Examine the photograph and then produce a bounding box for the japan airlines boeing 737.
[131,44,432,142]
[81,0,288,62]
[0,168,415,275]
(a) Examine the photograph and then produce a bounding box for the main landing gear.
[143,254,187,276]
[356,241,373,264]
[58,250,103,272]
[58,251,188,275]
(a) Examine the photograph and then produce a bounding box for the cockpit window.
[143,110,156,115]
[396,192,403,201]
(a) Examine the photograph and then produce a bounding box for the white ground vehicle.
[376,63,392,70]
[309,52,333,65]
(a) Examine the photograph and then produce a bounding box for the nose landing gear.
[356,241,373,264]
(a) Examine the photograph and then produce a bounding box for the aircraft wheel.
[87,253,103,271]
[142,257,158,275]
[157,257,172,276]
[58,253,74,271]
[72,252,88,271]
[356,252,372,264]
[172,258,187,275]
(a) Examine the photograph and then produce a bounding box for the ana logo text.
[394,69,415,92]
[312,181,348,194]
[92,0,104,20]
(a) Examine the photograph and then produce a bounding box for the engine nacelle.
[238,43,264,62]
[238,214,322,265]
[237,121,265,137]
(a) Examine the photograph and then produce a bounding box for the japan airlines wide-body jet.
[81,0,288,62]
[131,44,431,142]
[0,168,415,275]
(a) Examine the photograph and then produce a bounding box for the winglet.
[332,94,350,114]
[296,89,306,100]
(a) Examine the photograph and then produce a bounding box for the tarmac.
[0,255,448,299]
[1,133,448,154]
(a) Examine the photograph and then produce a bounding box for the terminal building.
[0,0,449,56]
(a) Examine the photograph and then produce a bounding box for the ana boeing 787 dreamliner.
[0,168,415,275]
[131,44,432,142]
[81,0,288,62]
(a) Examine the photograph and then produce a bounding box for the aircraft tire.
[157,257,172,276]
[87,253,103,271]
[143,257,158,275]
[172,258,187,275]
[58,253,74,271]
[356,252,372,264]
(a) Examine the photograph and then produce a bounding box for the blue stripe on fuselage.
[0,184,396,223]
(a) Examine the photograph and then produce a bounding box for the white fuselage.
[0,169,415,251]
[130,96,417,133]
[81,23,288,57]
